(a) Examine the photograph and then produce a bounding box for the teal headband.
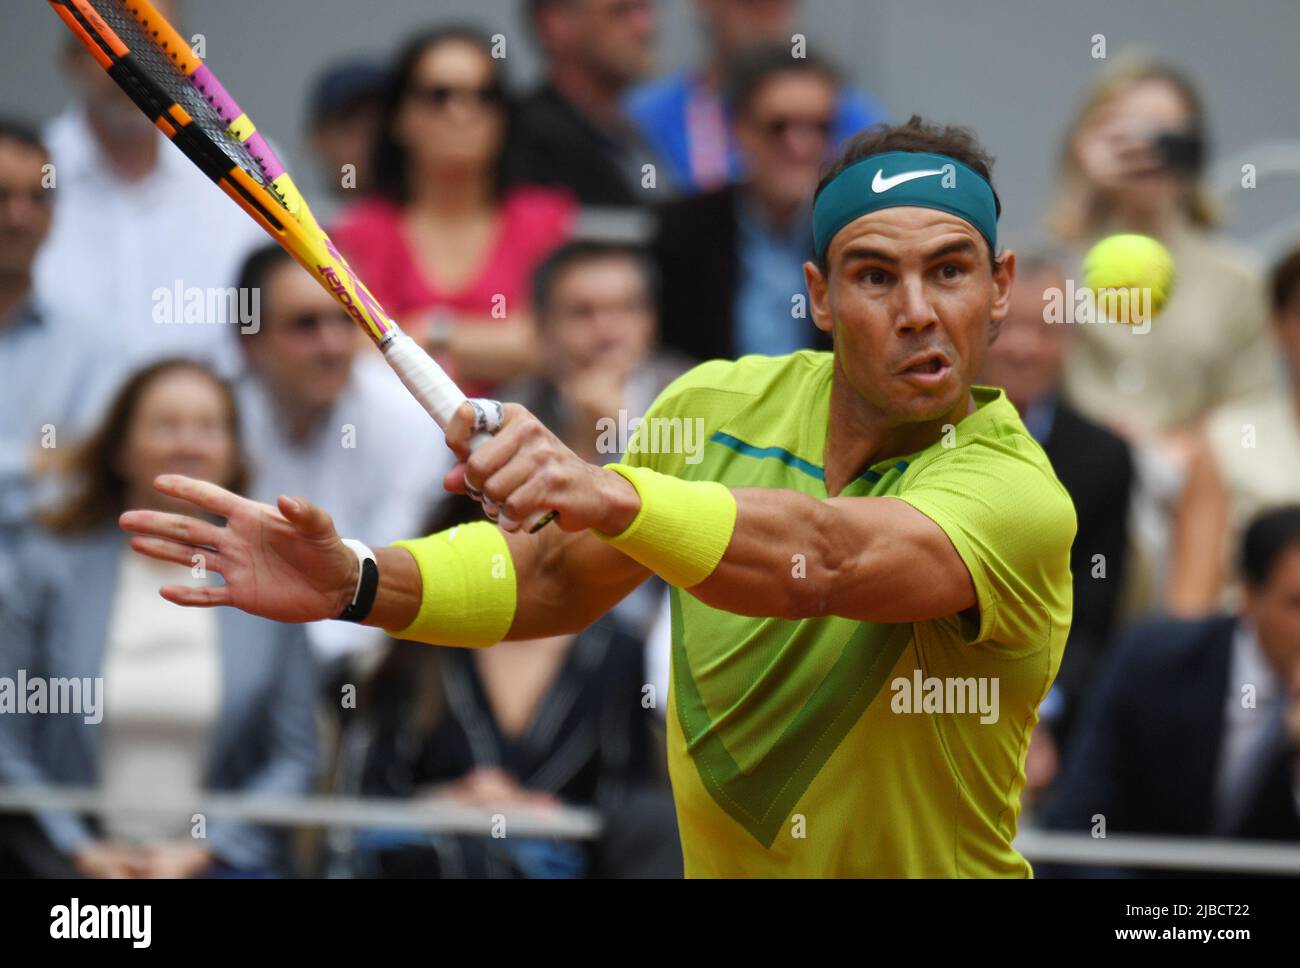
[813,151,1000,262]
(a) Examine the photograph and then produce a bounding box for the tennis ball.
[1082,233,1175,326]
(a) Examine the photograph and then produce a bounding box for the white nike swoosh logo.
[871,168,947,193]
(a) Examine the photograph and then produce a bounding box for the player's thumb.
[277,494,338,541]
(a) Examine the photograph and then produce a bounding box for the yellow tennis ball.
[1082,233,1175,326]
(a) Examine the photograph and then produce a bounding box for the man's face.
[312,105,382,196]
[395,39,506,176]
[546,0,656,89]
[243,261,356,411]
[1243,545,1300,685]
[734,71,836,212]
[543,256,655,379]
[806,207,1014,424]
[978,266,1069,412]
[62,0,179,136]
[699,0,795,56]
[0,140,53,278]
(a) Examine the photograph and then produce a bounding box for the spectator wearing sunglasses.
[332,28,575,400]
[627,0,884,195]
[230,244,451,674]
[652,44,838,362]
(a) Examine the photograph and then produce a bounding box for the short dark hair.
[0,116,48,157]
[1270,246,1300,314]
[722,43,840,118]
[234,243,295,337]
[814,115,1002,273]
[1241,505,1300,589]
[531,239,658,320]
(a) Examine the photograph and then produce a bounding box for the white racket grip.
[380,333,467,430]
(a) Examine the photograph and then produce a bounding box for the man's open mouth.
[897,352,953,380]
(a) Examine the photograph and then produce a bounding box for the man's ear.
[804,260,833,335]
[988,248,1016,339]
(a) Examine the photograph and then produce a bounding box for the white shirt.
[1214,620,1297,831]
[235,354,454,663]
[100,547,222,845]
[35,107,266,383]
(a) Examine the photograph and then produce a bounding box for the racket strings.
[86,0,288,211]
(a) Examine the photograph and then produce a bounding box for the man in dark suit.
[978,254,1135,771]
[1043,506,1300,875]
[509,0,666,208]
[652,45,839,362]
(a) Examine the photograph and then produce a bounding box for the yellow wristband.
[389,521,517,647]
[596,463,737,588]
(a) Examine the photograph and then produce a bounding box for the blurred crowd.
[0,0,1298,878]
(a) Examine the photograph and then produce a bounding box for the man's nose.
[893,276,939,335]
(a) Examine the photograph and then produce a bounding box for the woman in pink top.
[333,27,576,397]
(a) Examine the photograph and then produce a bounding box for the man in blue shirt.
[627,0,884,194]
[0,119,113,569]
[651,45,841,361]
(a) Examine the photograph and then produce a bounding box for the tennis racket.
[48,0,555,531]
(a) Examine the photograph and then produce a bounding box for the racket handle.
[381,332,557,532]
[380,332,466,429]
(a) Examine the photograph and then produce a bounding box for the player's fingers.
[449,396,508,462]
[493,471,561,533]
[480,450,541,511]
[119,509,222,549]
[159,584,232,608]
[444,401,478,460]
[443,462,469,496]
[129,535,225,573]
[153,474,239,518]
[464,404,546,493]
[277,494,337,541]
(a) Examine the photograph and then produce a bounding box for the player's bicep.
[824,495,977,623]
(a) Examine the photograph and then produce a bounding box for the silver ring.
[467,398,504,435]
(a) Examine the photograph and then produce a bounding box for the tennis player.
[121,116,1076,877]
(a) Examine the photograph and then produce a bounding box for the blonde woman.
[1049,58,1279,615]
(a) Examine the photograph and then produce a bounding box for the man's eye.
[862,269,888,285]
[939,263,964,280]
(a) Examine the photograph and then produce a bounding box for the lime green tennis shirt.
[621,350,1076,876]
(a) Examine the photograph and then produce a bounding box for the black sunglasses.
[757,116,834,140]
[407,84,504,109]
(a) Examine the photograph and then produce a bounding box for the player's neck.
[823,376,975,496]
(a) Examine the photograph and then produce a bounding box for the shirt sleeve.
[894,438,1077,651]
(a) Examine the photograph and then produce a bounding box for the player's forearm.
[505,528,645,639]
[592,466,857,618]
[361,547,424,631]
[690,488,855,619]
[697,490,976,623]
[367,516,647,645]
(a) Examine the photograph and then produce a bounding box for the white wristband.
[338,538,378,622]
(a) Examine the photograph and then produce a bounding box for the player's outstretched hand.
[444,401,639,535]
[119,475,356,622]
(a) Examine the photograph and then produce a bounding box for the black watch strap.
[338,539,379,623]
